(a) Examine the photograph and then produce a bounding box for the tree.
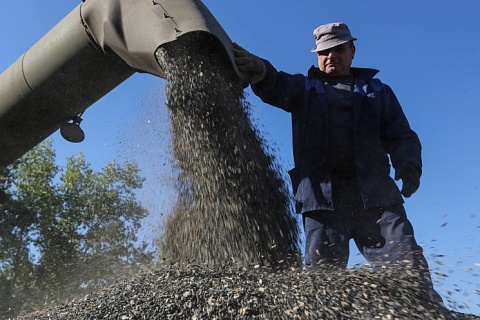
[0,140,153,318]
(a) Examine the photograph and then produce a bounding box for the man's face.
[316,42,356,77]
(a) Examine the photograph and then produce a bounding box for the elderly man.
[234,22,442,302]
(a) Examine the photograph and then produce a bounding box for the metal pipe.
[0,0,244,169]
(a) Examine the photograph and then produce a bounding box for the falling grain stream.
[156,37,300,267]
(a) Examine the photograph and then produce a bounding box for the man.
[234,22,442,302]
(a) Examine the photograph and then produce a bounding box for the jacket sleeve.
[251,59,306,113]
[380,84,422,172]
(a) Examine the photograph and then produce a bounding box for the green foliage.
[0,140,153,318]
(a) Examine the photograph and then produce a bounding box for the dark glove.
[394,161,421,198]
[233,43,266,85]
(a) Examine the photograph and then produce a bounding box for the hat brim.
[311,37,357,53]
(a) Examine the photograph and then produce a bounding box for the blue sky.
[1,0,479,315]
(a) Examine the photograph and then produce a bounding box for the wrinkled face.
[316,42,356,77]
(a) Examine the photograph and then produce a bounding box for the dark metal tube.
[0,4,134,168]
[0,0,244,169]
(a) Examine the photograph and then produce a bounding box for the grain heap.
[17,264,479,319]
[156,34,300,267]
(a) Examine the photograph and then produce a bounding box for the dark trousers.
[303,176,442,302]
[303,204,427,268]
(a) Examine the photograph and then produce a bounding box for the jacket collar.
[307,66,379,81]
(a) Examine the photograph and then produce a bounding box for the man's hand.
[394,161,421,197]
[233,43,266,85]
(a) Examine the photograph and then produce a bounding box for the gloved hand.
[233,43,266,85]
[394,161,421,197]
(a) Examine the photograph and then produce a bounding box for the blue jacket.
[252,61,422,212]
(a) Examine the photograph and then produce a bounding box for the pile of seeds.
[155,34,300,267]
[16,264,478,319]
